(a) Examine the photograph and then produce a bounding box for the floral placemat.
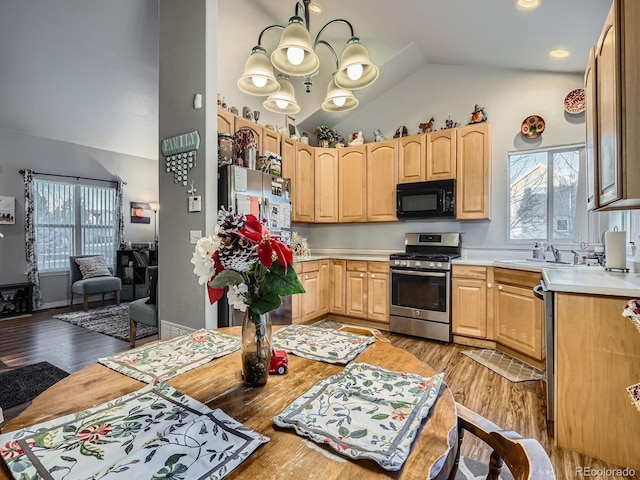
[274,362,445,471]
[622,299,640,335]
[0,383,268,480]
[272,324,375,364]
[628,383,640,413]
[99,329,241,384]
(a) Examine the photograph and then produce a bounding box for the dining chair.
[129,266,158,347]
[447,403,555,480]
[69,255,121,311]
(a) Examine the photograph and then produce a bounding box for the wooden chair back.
[448,403,555,480]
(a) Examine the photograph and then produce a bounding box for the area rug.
[461,349,545,383]
[0,362,69,410]
[455,456,515,480]
[52,303,158,342]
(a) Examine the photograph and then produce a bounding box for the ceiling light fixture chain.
[237,0,378,113]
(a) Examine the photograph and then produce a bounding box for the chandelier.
[237,0,379,114]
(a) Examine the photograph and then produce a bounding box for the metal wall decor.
[161,131,201,188]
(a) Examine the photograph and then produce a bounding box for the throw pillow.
[145,269,158,304]
[75,256,111,279]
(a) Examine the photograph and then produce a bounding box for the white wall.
[308,64,587,253]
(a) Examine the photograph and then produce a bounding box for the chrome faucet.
[570,250,580,265]
[547,244,561,262]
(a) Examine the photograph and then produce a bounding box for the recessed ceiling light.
[308,3,321,14]
[517,0,541,10]
[549,48,570,59]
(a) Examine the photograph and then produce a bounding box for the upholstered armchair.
[69,255,121,311]
[129,266,158,347]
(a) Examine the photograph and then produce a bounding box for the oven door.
[389,269,450,324]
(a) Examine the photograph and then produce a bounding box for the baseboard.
[38,293,119,311]
[453,335,497,349]
[160,320,194,339]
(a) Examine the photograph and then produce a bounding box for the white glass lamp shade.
[322,78,358,112]
[270,16,319,77]
[263,75,300,114]
[237,46,280,96]
[335,37,379,90]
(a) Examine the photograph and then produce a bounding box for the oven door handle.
[390,270,447,278]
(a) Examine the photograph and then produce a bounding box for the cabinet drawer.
[494,268,540,288]
[302,260,320,273]
[367,261,389,273]
[452,265,486,280]
[346,260,368,272]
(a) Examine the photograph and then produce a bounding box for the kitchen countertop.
[542,268,640,297]
[294,255,391,263]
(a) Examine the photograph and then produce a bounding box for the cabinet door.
[452,278,487,338]
[367,263,389,323]
[427,129,456,180]
[596,4,620,207]
[399,135,425,183]
[495,283,543,360]
[292,263,303,324]
[302,271,319,322]
[456,123,491,220]
[366,139,398,222]
[338,146,367,222]
[217,109,235,135]
[234,117,263,156]
[319,259,330,316]
[330,260,346,315]
[281,137,296,182]
[346,264,367,319]
[263,128,281,156]
[294,143,315,222]
[314,149,339,223]
[584,46,599,211]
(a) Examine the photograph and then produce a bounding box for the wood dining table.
[0,327,459,479]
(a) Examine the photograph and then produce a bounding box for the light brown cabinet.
[314,148,339,223]
[217,109,235,135]
[456,123,491,220]
[398,135,425,183]
[494,268,543,362]
[291,263,304,324]
[584,46,598,211]
[451,265,494,339]
[234,117,263,156]
[281,136,296,182]
[592,0,640,209]
[293,143,315,223]
[318,259,330,316]
[427,129,456,181]
[338,145,367,222]
[329,260,346,315]
[366,139,398,222]
[345,261,389,324]
[262,128,281,156]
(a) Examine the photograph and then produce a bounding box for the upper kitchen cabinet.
[593,0,640,209]
[263,128,281,156]
[366,139,398,222]
[294,143,315,223]
[339,145,367,222]
[427,129,456,181]
[456,123,491,220]
[584,46,599,211]
[399,134,425,183]
[281,136,296,181]
[234,117,263,156]
[217,108,235,135]
[314,148,339,223]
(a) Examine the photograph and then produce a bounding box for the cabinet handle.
[371,274,376,278]
[487,283,492,288]
[359,273,364,278]
[498,285,503,291]
[305,275,308,280]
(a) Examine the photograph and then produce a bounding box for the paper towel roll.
[605,230,626,270]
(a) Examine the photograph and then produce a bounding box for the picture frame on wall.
[130,202,151,224]
[0,196,15,224]
[285,115,299,139]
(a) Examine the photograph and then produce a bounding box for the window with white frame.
[34,178,118,271]
[508,146,582,242]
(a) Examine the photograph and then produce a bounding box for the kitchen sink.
[494,259,579,269]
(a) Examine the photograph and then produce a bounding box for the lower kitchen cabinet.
[318,259,330,316]
[330,260,346,315]
[451,265,494,339]
[494,268,544,362]
[346,261,389,324]
[291,263,304,324]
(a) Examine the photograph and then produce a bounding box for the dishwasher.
[533,280,554,421]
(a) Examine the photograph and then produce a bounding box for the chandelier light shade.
[322,77,358,112]
[270,16,320,77]
[238,0,378,113]
[237,46,281,96]
[263,75,300,114]
[334,37,379,90]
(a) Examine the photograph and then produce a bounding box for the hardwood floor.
[0,310,637,479]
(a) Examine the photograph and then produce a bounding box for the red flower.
[1,439,35,459]
[77,423,112,442]
[206,250,226,304]
[234,214,293,270]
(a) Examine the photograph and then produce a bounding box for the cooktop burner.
[389,253,460,262]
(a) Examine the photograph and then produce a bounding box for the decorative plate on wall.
[563,88,586,114]
[521,115,545,139]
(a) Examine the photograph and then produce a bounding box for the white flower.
[191,235,220,285]
[227,283,249,312]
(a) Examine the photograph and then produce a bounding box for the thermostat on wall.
[188,195,202,212]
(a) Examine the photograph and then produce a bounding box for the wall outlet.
[188,195,202,212]
[189,230,202,244]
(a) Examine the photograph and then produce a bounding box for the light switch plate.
[188,195,202,212]
[189,230,202,245]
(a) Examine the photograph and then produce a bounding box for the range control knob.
[437,262,443,268]
[394,260,401,266]
[415,261,421,268]
[401,260,408,267]
[429,262,436,268]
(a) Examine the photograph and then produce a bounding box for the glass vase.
[241,310,272,387]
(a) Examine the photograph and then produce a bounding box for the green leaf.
[349,429,367,439]
[251,292,282,314]
[371,414,389,420]
[338,426,349,438]
[209,269,243,288]
[266,261,305,296]
[383,383,393,392]
[390,401,409,409]
[166,453,187,467]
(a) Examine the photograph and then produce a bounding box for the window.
[508,146,582,242]
[34,179,117,271]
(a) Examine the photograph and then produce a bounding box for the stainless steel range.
[389,233,461,342]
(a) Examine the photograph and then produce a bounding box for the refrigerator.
[217,165,293,327]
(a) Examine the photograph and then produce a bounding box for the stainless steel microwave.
[396,179,455,219]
